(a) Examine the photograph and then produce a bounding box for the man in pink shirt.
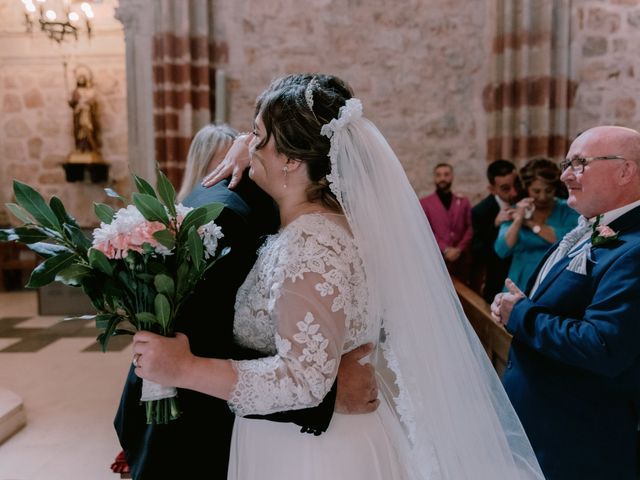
[420,163,473,283]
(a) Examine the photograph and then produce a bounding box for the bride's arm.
[133,273,348,414]
[133,331,378,412]
[228,279,347,416]
[132,331,237,400]
[133,233,373,416]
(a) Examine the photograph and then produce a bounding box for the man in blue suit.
[491,125,640,480]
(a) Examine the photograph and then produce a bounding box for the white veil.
[321,99,544,479]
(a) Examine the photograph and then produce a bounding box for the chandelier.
[21,0,95,43]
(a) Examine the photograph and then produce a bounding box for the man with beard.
[420,163,473,283]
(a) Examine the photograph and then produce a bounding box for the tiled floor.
[0,290,132,480]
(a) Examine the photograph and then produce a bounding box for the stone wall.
[571,0,640,136]
[213,0,491,201]
[0,0,128,228]
[2,0,640,217]
[211,0,640,203]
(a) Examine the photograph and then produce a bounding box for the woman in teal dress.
[495,158,579,291]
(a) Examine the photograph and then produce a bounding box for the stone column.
[115,0,157,184]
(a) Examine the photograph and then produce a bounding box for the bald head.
[562,126,640,217]
[578,126,640,163]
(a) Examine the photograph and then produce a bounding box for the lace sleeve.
[228,233,352,416]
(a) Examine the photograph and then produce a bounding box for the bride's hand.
[132,331,195,387]
[202,133,252,189]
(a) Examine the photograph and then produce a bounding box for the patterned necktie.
[529,216,592,296]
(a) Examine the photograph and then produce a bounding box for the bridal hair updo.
[253,73,354,212]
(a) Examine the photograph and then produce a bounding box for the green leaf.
[104,187,127,203]
[26,251,77,288]
[88,248,114,276]
[6,203,34,224]
[133,175,157,198]
[55,263,92,286]
[136,312,157,327]
[95,313,116,329]
[156,169,177,217]
[133,193,170,225]
[154,273,174,297]
[178,203,224,240]
[153,229,176,250]
[187,226,203,271]
[63,224,91,252]
[176,261,190,297]
[97,314,124,352]
[135,273,155,283]
[202,202,225,221]
[28,242,71,258]
[50,196,79,228]
[146,260,169,276]
[154,293,171,330]
[114,328,136,336]
[94,203,116,224]
[13,180,61,231]
[5,227,49,244]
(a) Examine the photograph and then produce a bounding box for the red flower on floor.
[110,450,130,475]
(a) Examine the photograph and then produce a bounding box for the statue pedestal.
[68,151,102,164]
[63,161,109,183]
[0,388,26,444]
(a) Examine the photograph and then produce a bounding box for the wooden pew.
[452,278,512,378]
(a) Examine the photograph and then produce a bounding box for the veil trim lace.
[318,98,544,480]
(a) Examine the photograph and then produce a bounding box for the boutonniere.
[566,215,616,276]
[591,216,619,247]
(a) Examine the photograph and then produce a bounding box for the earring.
[283,165,288,188]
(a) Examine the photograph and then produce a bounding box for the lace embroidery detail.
[230,214,372,415]
[320,98,363,204]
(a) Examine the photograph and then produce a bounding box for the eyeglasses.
[560,155,625,174]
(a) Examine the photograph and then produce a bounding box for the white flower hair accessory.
[321,98,363,137]
[320,98,363,203]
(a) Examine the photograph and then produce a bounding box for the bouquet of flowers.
[0,170,229,424]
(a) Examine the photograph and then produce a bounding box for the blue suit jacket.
[503,205,640,480]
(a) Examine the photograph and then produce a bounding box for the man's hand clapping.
[490,278,525,328]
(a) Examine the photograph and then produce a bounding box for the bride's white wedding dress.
[225,97,544,480]
[227,212,406,479]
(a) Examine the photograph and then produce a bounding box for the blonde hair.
[177,124,238,202]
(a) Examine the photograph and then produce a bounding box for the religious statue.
[63,65,108,182]
[68,66,101,163]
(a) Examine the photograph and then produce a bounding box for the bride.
[132,73,544,479]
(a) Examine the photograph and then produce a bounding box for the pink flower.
[591,221,619,247]
[92,204,171,259]
[595,225,616,238]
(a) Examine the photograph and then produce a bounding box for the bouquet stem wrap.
[141,379,179,424]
